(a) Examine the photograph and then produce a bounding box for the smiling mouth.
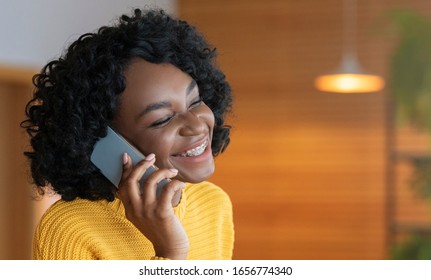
[176,140,209,157]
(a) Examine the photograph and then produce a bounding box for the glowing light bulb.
[314,73,385,93]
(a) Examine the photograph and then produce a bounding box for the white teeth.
[179,140,208,157]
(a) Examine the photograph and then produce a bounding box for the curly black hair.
[21,9,232,202]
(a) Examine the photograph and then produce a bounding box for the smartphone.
[90,126,169,197]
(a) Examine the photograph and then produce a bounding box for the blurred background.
[1,0,431,260]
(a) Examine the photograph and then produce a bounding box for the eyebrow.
[136,79,198,119]
[186,79,197,95]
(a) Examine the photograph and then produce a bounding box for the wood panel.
[0,65,35,259]
[179,0,431,259]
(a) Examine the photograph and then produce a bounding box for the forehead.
[119,59,193,105]
[124,59,191,94]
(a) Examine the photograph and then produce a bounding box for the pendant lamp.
[314,0,385,93]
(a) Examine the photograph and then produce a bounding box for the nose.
[178,111,207,136]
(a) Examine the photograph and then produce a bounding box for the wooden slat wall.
[0,65,35,259]
[179,0,431,259]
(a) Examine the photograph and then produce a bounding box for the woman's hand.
[116,152,189,260]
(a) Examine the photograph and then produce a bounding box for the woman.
[21,8,234,260]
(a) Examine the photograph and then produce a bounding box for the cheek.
[201,104,215,130]
[138,131,176,166]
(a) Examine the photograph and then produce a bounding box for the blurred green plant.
[385,8,431,260]
[409,158,431,199]
[387,9,431,132]
[390,233,431,260]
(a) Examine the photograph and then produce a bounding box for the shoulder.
[33,199,94,258]
[36,198,116,234]
[33,198,125,259]
[41,198,98,218]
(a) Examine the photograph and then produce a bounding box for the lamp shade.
[314,0,385,94]
[314,53,385,93]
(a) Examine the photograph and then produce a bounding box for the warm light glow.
[314,73,385,93]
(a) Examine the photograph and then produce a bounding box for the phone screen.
[90,126,168,197]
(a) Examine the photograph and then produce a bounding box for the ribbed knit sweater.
[32,181,234,259]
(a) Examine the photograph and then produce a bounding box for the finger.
[127,153,156,184]
[120,152,133,181]
[118,153,156,200]
[141,168,179,203]
[117,152,133,195]
[158,180,186,209]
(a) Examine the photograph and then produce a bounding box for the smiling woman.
[20,8,234,260]
[113,60,216,184]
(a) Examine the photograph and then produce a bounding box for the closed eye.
[189,98,203,109]
[150,97,202,128]
[150,115,174,128]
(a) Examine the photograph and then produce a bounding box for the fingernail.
[145,153,155,161]
[122,153,128,164]
[179,182,186,189]
[169,168,178,174]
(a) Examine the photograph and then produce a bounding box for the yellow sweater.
[32,181,234,260]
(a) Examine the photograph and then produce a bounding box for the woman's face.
[113,59,215,183]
